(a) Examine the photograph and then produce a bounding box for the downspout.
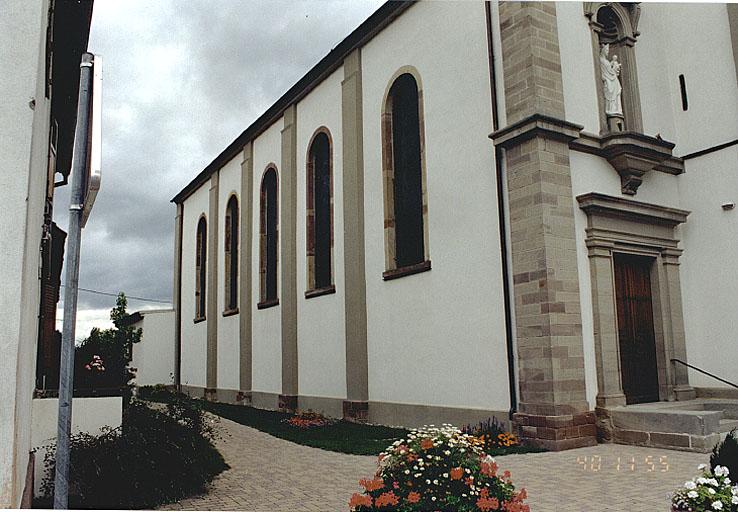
[485,1,518,420]
[174,202,183,390]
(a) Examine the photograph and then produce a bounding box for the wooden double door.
[614,253,660,405]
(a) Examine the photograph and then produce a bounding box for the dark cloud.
[55,0,383,316]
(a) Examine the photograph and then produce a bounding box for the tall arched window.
[258,167,279,308]
[195,216,207,320]
[306,129,334,295]
[381,71,430,279]
[224,195,239,313]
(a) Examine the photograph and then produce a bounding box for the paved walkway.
[162,416,708,511]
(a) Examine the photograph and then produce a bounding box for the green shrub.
[711,428,738,481]
[39,397,228,509]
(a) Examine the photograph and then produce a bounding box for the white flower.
[688,491,698,499]
[443,473,449,478]
[444,450,451,456]
[414,473,421,478]
[685,481,697,490]
[431,496,437,502]
[711,501,722,510]
[715,466,730,477]
[732,496,738,505]
[709,479,719,487]
[433,479,439,485]
[698,478,710,485]
[404,470,410,475]
[708,488,716,495]
[426,479,431,485]
[699,464,708,471]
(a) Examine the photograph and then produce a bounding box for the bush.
[349,424,529,512]
[39,396,228,509]
[712,429,738,483]
[672,464,738,511]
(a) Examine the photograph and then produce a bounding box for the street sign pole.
[53,52,94,510]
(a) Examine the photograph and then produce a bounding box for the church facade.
[171,1,738,450]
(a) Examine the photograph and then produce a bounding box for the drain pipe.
[485,1,518,421]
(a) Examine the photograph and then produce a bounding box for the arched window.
[306,129,334,294]
[195,216,207,320]
[381,71,430,279]
[258,167,279,307]
[224,195,239,312]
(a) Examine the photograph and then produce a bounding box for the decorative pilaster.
[280,105,298,411]
[494,2,595,450]
[206,172,220,399]
[238,143,254,402]
[173,203,183,388]
[341,49,369,421]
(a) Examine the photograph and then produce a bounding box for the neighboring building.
[0,0,93,506]
[126,309,176,387]
[171,1,738,451]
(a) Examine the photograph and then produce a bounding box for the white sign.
[81,54,102,228]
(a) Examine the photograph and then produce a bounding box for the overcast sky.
[56,0,384,338]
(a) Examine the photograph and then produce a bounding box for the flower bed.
[284,410,335,429]
[349,424,529,512]
[672,464,738,512]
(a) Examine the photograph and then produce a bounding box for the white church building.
[167,1,738,451]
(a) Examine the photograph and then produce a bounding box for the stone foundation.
[514,411,598,451]
[278,394,298,412]
[342,400,369,423]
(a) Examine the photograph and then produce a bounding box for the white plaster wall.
[556,2,601,134]
[295,68,348,400]
[0,0,52,506]
[180,184,210,388]
[679,147,738,389]
[131,310,175,386]
[216,156,242,392]
[637,4,738,154]
[361,1,511,411]
[30,397,122,497]
[251,122,283,395]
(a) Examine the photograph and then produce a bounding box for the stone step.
[719,418,738,432]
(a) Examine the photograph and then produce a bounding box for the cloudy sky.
[56,0,384,338]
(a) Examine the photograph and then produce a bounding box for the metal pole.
[53,52,94,510]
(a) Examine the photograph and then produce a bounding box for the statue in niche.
[599,43,625,131]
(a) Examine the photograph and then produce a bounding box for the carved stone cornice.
[571,131,680,195]
[490,113,583,149]
[577,192,689,228]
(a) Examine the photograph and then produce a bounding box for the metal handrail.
[671,359,738,390]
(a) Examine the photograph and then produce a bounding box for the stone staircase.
[598,399,738,452]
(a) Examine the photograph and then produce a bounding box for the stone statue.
[600,43,624,128]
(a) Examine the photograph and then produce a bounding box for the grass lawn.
[203,401,407,455]
[138,386,544,457]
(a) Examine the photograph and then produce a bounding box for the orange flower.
[407,491,421,504]
[348,493,372,508]
[374,491,400,508]
[477,489,500,511]
[420,438,434,450]
[481,460,498,477]
[503,470,511,481]
[359,477,384,492]
[450,467,464,480]
[517,488,527,501]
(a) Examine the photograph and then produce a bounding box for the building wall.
[180,184,210,388]
[360,1,511,412]
[0,0,51,506]
[131,310,176,387]
[216,156,242,392]
[295,68,348,401]
[679,147,738,389]
[251,121,283,396]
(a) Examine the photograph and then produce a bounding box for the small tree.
[74,293,142,395]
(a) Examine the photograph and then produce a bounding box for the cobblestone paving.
[162,416,708,511]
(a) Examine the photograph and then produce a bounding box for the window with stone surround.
[305,129,334,297]
[258,166,279,308]
[381,70,430,280]
[224,194,239,314]
[195,215,207,321]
